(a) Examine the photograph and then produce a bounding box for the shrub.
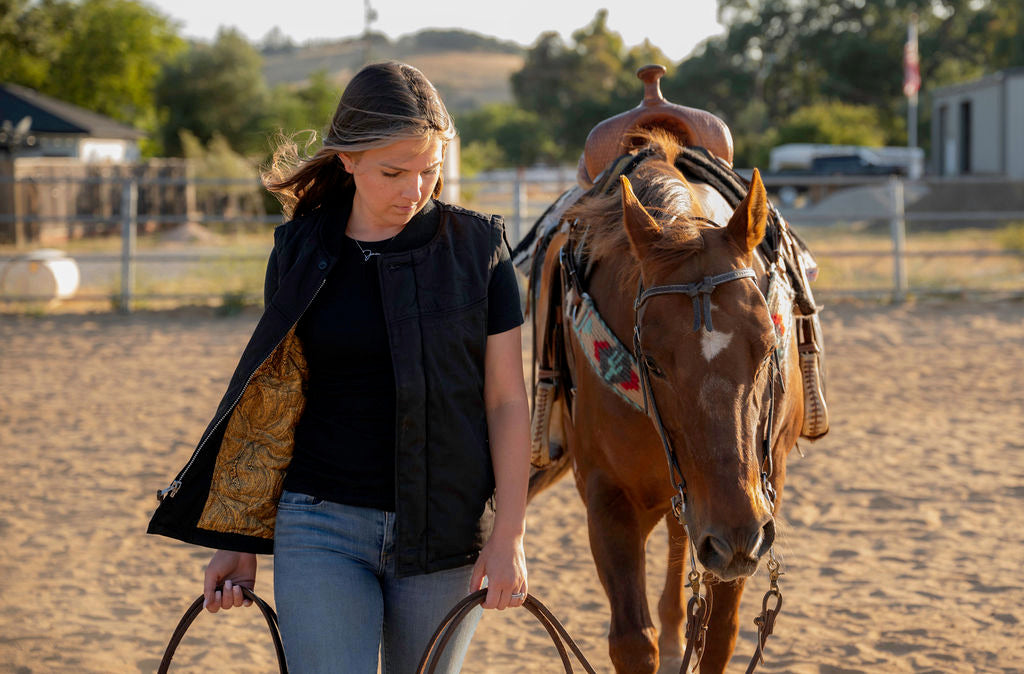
[997,222,1024,253]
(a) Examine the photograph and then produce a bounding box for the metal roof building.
[930,67,1024,178]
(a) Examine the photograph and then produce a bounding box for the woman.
[148,61,530,672]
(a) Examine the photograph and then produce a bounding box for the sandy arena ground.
[1,298,1022,673]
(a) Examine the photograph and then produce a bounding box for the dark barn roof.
[0,83,144,140]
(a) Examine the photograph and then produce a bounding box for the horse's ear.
[620,175,661,258]
[727,168,768,254]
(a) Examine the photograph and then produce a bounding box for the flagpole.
[905,14,920,161]
[908,96,917,150]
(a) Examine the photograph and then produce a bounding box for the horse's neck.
[587,255,642,349]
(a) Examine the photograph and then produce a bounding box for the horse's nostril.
[698,520,775,571]
[708,534,732,560]
[744,527,764,558]
[759,519,776,556]
[696,533,731,570]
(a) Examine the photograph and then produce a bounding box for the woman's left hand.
[474,326,531,610]
[470,528,527,610]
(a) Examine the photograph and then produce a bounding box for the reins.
[157,587,287,673]
[156,582,783,674]
[417,585,775,674]
[416,589,598,674]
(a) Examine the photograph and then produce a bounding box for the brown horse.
[527,132,804,673]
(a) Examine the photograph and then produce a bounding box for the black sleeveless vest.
[147,200,511,577]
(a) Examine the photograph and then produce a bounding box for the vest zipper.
[157,277,329,502]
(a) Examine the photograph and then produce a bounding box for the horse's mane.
[565,128,705,286]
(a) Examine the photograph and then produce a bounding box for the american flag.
[903,18,921,98]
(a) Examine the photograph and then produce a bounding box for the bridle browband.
[635,268,757,333]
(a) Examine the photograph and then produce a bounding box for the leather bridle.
[630,265,781,525]
[630,261,786,673]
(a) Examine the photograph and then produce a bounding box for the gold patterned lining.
[197,328,308,538]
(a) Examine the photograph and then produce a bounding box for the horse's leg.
[699,577,747,674]
[656,512,687,665]
[585,475,661,674]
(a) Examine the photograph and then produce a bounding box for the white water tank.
[1,249,81,301]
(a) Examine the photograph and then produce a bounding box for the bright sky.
[142,1,724,61]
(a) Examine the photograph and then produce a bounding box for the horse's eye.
[644,356,666,378]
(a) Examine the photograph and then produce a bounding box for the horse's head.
[621,168,781,581]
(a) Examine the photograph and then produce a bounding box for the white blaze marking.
[701,330,733,361]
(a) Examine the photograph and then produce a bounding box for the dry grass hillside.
[261,30,526,113]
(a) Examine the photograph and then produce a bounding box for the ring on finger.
[510,592,526,600]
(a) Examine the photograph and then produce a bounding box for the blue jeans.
[273,490,481,673]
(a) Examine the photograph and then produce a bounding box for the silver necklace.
[351,233,398,263]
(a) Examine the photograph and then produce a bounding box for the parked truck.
[768,143,924,179]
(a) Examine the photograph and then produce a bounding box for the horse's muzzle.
[696,518,775,580]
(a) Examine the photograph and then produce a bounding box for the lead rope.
[745,553,784,673]
[678,547,713,673]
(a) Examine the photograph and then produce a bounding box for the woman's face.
[339,136,443,231]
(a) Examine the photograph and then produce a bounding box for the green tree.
[660,38,756,135]
[1,0,182,135]
[458,139,504,177]
[659,0,1012,163]
[983,0,1024,69]
[264,70,340,140]
[156,28,269,156]
[179,130,262,222]
[457,103,558,168]
[511,10,675,162]
[48,0,183,128]
[776,102,887,146]
[0,0,73,89]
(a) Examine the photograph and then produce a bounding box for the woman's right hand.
[203,550,257,613]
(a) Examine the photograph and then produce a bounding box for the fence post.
[119,177,138,313]
[889,176,908,303]
[513,167,527,245]
[13,177,25,248]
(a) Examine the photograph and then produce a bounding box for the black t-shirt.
[282,199,523,512]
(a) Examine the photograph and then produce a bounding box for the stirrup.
[797,314,829,439]
[530,377,558,467]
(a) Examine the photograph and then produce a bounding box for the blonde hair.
[263,62,456,219]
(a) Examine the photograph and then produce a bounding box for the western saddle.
[528,66,829,471]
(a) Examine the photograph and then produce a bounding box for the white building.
[0,83,143,162]
[930,67,1024,178]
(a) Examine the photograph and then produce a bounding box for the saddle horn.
[577,64,735,188]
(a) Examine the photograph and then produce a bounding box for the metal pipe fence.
[1,174,1023,311]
